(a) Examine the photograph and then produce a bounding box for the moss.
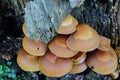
[0,61,16,79]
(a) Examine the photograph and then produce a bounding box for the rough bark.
[24,0,72,43]
[0,0,27,38]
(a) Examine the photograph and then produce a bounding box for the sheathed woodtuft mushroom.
[57,15,78,34]
[86,47,118,75]
[17,48,40,71]
[98,36,111,51]
[70,62,87,74]
[22,23,29,37]
[22,36,47,56]
[71,52,86,65]
[66,24,100,52]
[49,35,78,58]
[39,51,73,77]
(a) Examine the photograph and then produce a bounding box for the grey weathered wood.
[24,0,72,43]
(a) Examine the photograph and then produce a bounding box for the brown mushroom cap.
[22,23,29,37]
[39,51,73,77]
[49,35,78,58]
[72,52,86,65]
[69,62,87,74]
[17,48,40,71]
[98,36,111,51]
[22,36,47,56]
[57,15,78,34]
[86,47,118,75]
[66,24,100,52]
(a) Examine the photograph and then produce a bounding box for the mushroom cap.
[69,62,87,74]
[57,15,78,34]
[72,52,86,65]
[66,24,100,52]
[22,36,47,56]
[98,36,111,51]
[22,23,29,37]
[49,35,78,58]
[39,51,73,77]
[86,47,118,75]
[17,48,40,71]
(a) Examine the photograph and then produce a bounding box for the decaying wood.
[118,5,120,46]
[24,0,72,43]
[0,0,26,37]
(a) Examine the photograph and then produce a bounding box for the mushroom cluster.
[17,15,118,78]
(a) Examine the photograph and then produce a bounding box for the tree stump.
[0,0,120,80]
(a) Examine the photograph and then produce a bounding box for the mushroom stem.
[109,70,119,79]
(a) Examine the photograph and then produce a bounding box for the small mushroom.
[66,24,100,52]
[57,15,78,34]
[22,23,29,37]
[22,36,47,56]
[98,36,111,51]
[69,62,87,74]
[39,51,73,77]
[71,52,86,65]
[48,35,78,58]
[17,48,40,71]
[86,47,118,75]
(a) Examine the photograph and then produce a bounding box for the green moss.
[0,61,16,79]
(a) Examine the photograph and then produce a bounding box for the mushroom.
[39,51,73,77]
[86,47,118,75]
[22,23,29,37]
[98,36,111,51]
[22,36,47,56]
[57,15,78,34]
[17,48,40,71]
[48,35,78,58]
[71,52,86,65]
[66,24,100,52]
[69,62,87,74]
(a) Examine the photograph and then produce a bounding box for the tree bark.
[24,0,72,43]
[23,0,120,46]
